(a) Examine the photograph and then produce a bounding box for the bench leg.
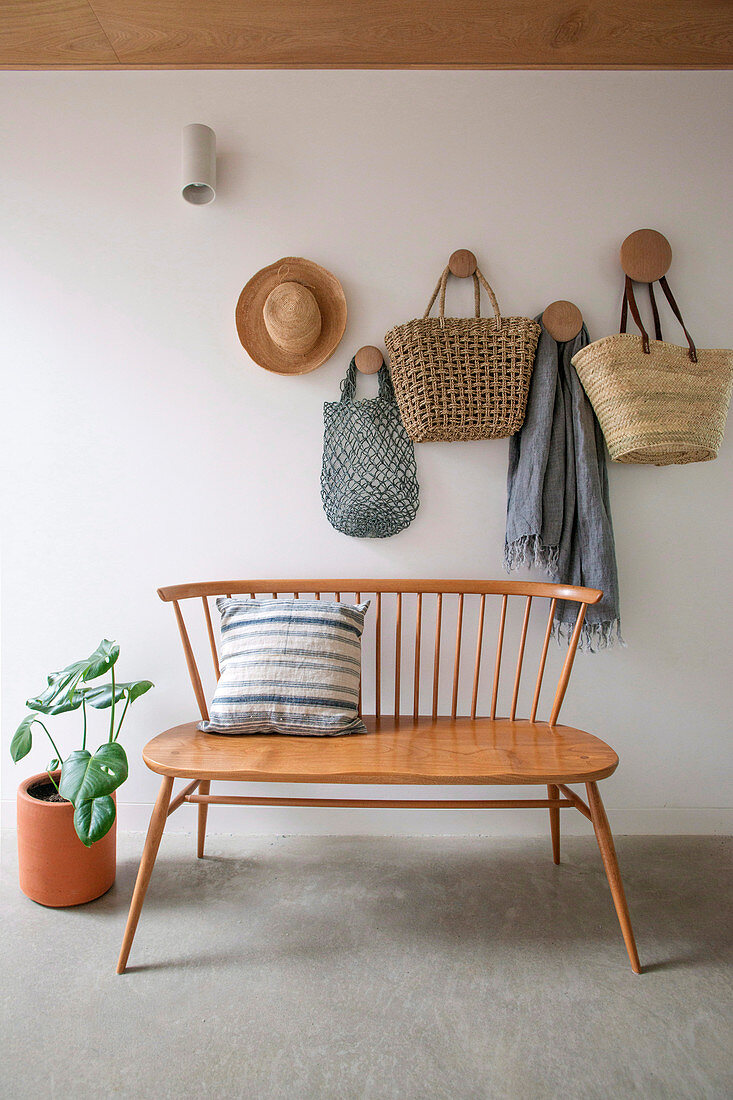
[116,775,173,974]
[547,784,560,864]
[197,780,210,858]
[585,781,641,974]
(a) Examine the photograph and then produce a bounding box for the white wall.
[2,71,731,837]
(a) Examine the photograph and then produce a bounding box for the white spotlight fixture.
[181,123,216,205]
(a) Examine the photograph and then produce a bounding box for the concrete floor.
[1,832,731,1100]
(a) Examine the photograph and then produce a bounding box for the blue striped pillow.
[200,598,369,736]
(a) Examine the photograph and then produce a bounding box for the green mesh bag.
[321,359,419,538]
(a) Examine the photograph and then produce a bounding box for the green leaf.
[26,640,120,714]
[82,639,120,681]
[79,679,153,710]
[47,758,60,772]
[29,691,84,715]
[77,684,127,709]
[11,714,35,762]
[59,743,128,805]
[27,674,84,714]
[74,796,116,846]
[121,679,153,702]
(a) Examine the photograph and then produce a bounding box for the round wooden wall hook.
[354,345,385,374]
[620,229,672,284]
[448,249,477,278]
[542,300,584,342]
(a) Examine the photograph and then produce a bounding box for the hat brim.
[236,257,347,375]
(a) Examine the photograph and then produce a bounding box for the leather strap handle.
[424,264,502,328]
[620,280,662,340]
[620,276,650,353]
[648,281,662,341]
[659,276,698,363]
[620,275,697,363]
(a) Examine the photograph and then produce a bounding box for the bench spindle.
[172,600,209,721]
[394,592,402,718]
[451,593,464,719]
[510,596,533,721]
[549,603,587,726]
[201,596,220,681]
[471,593,486,719]
[413,592,422,719]
[531,598,557,722]
[356,592,362,714]
[491,595,508,720]
[432,593,442,720]
[375,592,382,719]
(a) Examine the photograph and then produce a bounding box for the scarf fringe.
[504,535,559,576]
[505,537,624,654]
[552,619,625,653]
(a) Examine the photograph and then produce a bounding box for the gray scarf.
[504,322,622,650]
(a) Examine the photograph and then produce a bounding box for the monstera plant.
[11,640,152,846]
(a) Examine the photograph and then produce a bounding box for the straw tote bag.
[321,359,419,538]
[572,276,733,465]
[384,264,540,442]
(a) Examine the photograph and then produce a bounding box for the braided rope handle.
[423,265,502,329]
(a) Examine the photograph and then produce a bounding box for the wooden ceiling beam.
[2,0,731,69]
[2,0,119,66]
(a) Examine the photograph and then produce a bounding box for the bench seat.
[143,717,619,785]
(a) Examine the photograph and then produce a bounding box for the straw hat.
[236,257,347,375]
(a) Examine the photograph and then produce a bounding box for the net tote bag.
[321,359,419,538]
[384,262,540,442]
[572,276,733,465]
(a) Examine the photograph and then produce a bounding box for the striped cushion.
[200,598,369,736]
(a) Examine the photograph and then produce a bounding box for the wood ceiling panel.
[2,0,732,69]
[2,0,119,65]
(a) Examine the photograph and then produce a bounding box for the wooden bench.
[117,579,640,974]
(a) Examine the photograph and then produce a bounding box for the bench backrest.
[157,579,602,727]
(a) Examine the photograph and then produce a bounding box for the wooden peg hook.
[448,249,477,278]
[354,345,384,374]
[542,300,584,342]
[620,229,672,283]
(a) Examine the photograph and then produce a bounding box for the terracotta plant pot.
[17,771,116,907]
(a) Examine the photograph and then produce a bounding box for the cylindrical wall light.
[181,123,216,205]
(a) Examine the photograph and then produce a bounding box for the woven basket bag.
[384,264,540,442]
[572,276,733,465]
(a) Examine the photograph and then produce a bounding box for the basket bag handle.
[423,265,502,329]
[620,275,698,363]
[340,358,396,403]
